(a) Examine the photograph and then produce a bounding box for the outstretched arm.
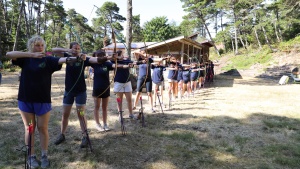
[6,51,45,60]
[51,47,74,57]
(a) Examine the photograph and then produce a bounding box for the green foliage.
[142,16,181,42]
[278,35,300,51]
[221,46,273,71]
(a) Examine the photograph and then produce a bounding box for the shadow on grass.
[2,109,298,168]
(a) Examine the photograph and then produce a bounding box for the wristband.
[66,57,71,63]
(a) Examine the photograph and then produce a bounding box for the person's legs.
[116,92,123,112]
[20,111,36,156]
[93,97,101,125]
[168,81,173,100]
[76,105,87,134]
[178,80,182,98]
[160,84,164,104]
[20,110,40,168]
[153,83,158,106]
[133,92,141,110]
[173,81,178,98]
[187,82,191,96]
[61,105,72,134]
[37,111,51,167]
[148,92,154,111]
[101,97,109,126]
[124,92,134,116]
[36,111,50,153]
[182,83,186,96]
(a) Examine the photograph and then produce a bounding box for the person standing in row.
[91,50,132,131]
[5,35,76,168]
[132,51,155,112]
[190,62,199,94]
[181,64,192,98]
[166,56,178,103]
[52,42,92,148]
[112,51,135,119]
[151,60,166,107]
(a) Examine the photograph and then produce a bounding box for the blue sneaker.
[41,155,50,168]
[27,155,39,169]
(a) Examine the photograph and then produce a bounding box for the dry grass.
[0,69,300,169]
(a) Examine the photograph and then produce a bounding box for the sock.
[41,150,48,157]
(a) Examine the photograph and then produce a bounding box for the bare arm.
[89,54,123,64]
[112,63,134,69]
[6,51,45,60]
[52,47,73,57]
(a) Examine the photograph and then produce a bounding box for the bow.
[63,20,85,97]
[138,96,145,127]
[16,120,34,169]
[95,12,118,98]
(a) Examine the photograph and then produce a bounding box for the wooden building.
[103,35,214,63]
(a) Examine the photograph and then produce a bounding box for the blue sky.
[62,0,187,27]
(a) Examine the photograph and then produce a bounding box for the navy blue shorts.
[18,101,52,116]
[63,91,87,106]
[93,87,110,98]
[137,76,152,92]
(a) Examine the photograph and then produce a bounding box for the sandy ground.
[1,66,299,125]
[1,63,300,168]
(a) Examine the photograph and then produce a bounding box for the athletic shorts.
[114,81,132,93]
[168,79,176,83]
[93,87,110,98]
[199,70,204,77]
[136,76,152,92]
[183,80,190,84]
[63,91,87,106]
[153,82,163,86]
[18,101,52,116]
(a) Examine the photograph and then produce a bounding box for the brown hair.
[70,42,79,49]
[93,50,106,57]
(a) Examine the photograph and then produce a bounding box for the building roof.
[136,36,204,55]
[103,42,156,49]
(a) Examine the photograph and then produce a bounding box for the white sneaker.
[103,125,111,131]
[95,123,105,132]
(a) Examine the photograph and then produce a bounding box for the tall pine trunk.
[13,0,25,51]
[198,12,220,56]
[261,26,275,52]
[254,27,262,50]
[126,0,132,59]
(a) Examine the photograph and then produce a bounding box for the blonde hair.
[27,35,46,52]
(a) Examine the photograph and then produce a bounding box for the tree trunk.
[36,0,41,35]
[0,0,8,33]
[13,0,25,51]
[22,2,30,38]
[43,0,47,39]
[261,26,275,52]
[238,29,246,49]
[233,11,238,55]
[254,27,262,49]
[274,22,280,42]
[126,0,132,59]
[231,37,235,54]
[198,12,220,56]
